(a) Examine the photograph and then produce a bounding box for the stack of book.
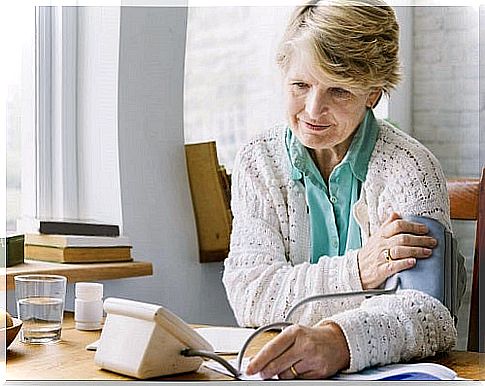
[23,219,132,264]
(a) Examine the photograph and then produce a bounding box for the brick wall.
[413,7,479,177]
[413,6,480,350]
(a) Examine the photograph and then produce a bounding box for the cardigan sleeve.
[366,121,452,233]
[222,146,364,327]
[323,289,457,373]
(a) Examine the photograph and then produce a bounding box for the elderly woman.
[222,0,459,380]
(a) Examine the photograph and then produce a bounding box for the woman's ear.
[367,89,383,108]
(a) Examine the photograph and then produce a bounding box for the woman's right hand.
[357,212,438,290]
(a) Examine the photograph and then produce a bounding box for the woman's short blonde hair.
[277,0,401,93]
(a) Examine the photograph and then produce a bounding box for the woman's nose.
[306,88,329,118]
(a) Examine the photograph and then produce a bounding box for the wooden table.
[2,259,153,291]
[6,313,484,381]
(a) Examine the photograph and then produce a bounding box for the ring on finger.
[383,248,394,262]
[290,365,299,378]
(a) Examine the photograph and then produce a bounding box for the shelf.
[2,259,153,291]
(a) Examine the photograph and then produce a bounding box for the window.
[2,3,36,234]
[184,6,292,171]
[4,6,82,234]
[12,6,122,232]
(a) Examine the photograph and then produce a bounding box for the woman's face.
[285,56,381,152]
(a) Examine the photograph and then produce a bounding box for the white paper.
[204,357,458,381]
[204,357,275,380]
[194,327,256,354]
[86,327,255,354]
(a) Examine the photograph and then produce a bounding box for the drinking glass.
[14,275,67,344]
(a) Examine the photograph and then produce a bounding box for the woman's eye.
[291,82,309,89]
[330,87,352,99]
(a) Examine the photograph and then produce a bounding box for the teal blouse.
[286,109,379,263]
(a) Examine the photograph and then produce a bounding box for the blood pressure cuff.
[385,215,467,322]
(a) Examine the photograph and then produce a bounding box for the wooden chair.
[447,168,484,352]
[185,142,232,263]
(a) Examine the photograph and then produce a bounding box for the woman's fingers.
[258,344,302,379]
[383,211,401,226]
[390,246,433,260]
[381,218,429,238]
[261,348,303,379]
[246,325,298,376]
[248,323,350,380]
[385,234,436,260]
[359,213,439,289]
[277,360,306,379]
[389,234,437,248]
[382,257,416,278]
[267,337,320,379]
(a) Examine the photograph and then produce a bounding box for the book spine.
[39,223,120,237]
[6,235,25,267]
[25,245,132,263]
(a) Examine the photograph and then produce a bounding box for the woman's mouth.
[301,120,332,131]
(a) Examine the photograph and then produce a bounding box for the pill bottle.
[74,282,103,330]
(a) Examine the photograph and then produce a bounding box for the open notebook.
[204,358,458,381]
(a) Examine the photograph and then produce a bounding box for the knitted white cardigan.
[222,120,456,373]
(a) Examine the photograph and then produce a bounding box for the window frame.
[36,6,79,220]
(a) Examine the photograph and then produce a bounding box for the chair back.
[447,168,484,352]
[185,142,232,263]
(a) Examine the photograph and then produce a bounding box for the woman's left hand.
[245,322,350,379]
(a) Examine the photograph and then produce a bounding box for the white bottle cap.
[75,282,103,301]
